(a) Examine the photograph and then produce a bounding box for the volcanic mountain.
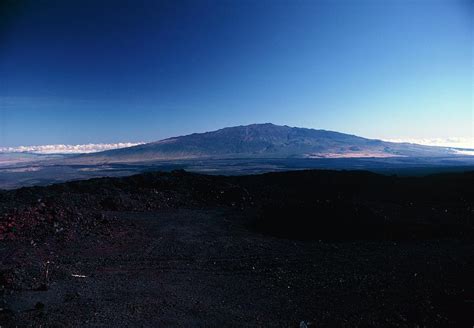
[67,123,456,163]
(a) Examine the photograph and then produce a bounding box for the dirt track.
[6,208,473,327]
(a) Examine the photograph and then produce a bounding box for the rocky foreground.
[0,170,473,327]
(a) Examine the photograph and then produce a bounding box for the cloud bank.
[0,143,145,154]
[383,137,474,149]
[2,137,473,156]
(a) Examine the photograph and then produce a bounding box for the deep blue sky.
[0,0,472,146]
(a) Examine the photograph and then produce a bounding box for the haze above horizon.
[1,0,472,147]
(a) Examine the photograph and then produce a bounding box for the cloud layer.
[2,137,473,156]
[0,143,144,154]
[383,137,474,149]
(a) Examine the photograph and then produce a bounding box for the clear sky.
[0,0,472,147]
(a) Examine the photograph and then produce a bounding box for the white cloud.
[453,149,474,156]
[0,142,144,154]
[383,137,474,149]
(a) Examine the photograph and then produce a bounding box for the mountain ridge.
[66,123,456,163]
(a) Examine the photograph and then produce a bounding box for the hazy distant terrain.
[0,124,472,189]
[0,153,67,167]
[1,157,473,189]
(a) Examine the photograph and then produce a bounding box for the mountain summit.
[71,123,455,163]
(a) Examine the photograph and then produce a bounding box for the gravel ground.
[1,170,473,327]
[3,208,473,327]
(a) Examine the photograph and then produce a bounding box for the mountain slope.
[68,123,456,163]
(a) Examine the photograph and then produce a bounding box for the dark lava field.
[0,169,473,327]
